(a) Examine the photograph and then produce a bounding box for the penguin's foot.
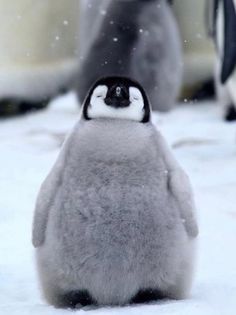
[57,290,95,309]
[225,104,236,122]
[0,99,49,117]
[130,288,165,304]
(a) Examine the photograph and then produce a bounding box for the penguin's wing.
[32,179,53,247]
[220,0,236,84]
[32,124,77,247]
[153,131,199,238]
[168,169,199,238]
[32,153,65,248]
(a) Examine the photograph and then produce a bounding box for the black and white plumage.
[77,0,183,112]
[32,77,198,308]
[82,76,150,123]
[207,0,236,121]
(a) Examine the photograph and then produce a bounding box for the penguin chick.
[77,0,183,112]
[207,0,236,121]
[32,76,198,308]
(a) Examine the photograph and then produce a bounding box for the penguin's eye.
[131,95,140,101]
[91,85,108,101]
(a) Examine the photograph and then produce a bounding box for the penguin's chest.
[66,153,169,220]
[57,157,175,260]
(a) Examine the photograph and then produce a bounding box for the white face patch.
[87,85,145,122]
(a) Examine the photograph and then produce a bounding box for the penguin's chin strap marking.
[88,86,145,122]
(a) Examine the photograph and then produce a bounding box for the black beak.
[105,85,130,108]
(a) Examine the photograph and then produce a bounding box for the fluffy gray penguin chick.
[77,0,183,112]
[33,76,198,308]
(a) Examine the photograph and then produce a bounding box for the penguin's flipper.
[168,170,199,238]
[153,132,198,238]
[32,176,57,247]
[221,0,236,84]
[32,148,67,247]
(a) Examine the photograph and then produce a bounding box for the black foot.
[58,290,95,309]
[0,99,49,117]
[130,288,165,304]
[225,104,236,122]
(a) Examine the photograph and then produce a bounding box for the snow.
[0,93,236,315]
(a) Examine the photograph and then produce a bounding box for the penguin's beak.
[105,86,130,108]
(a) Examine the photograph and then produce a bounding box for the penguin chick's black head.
[82,76,151,123]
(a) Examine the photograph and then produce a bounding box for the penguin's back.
[41,120,187,304]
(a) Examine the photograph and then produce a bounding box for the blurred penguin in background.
[77,0,183,112]
[207,0,236,121]
[0,0,79,116]
[79,0,110,59]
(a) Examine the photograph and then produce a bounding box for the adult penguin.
[207,0,236,121]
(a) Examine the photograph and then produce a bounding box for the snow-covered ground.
[1,94,236,315]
